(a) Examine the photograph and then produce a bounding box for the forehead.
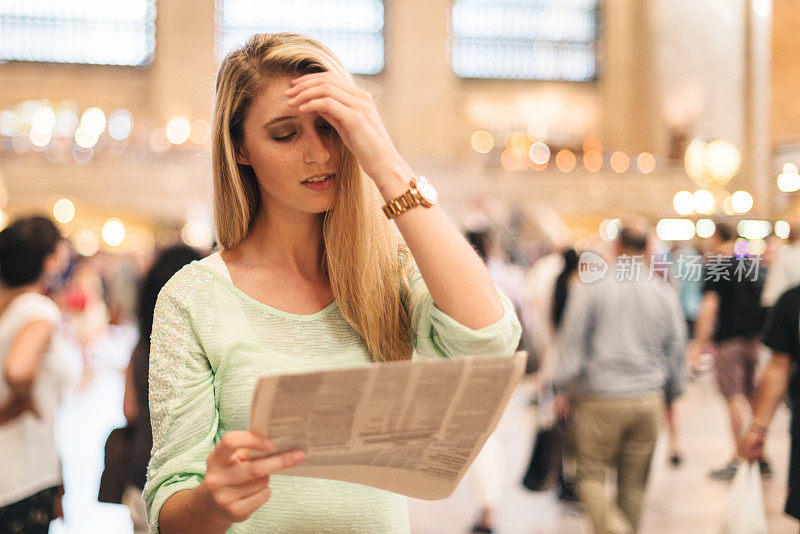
[248,75,294,119]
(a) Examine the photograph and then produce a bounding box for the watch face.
[415,176,438,205]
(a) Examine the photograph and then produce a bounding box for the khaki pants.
[573,394,663,534]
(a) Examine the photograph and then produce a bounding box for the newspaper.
[248,352,526,500]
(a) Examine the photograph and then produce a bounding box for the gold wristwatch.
[382,176,438,219]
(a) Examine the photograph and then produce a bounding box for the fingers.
[287,72,366,100]
[209,431,272,466]
[206,477,272,523]
[295,97,356,127]
[214,450,306,486]
[287,83,362,112]
[225,485,272,523]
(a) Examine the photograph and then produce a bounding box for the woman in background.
[0,216,70,533]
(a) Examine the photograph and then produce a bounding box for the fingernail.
[293,451,306,462]
[262,438,273,449]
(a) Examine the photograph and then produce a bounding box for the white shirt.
[762,242,800,307]
[0,292,68,506]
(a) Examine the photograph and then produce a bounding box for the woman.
[0,216,70,533]
[144,33,521,533]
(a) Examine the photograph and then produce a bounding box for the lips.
[302,173,334,192]
[302,173,333,184]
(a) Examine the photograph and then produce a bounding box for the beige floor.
[408,372,797,534]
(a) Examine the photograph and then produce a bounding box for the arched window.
[216,0,385,75]
[450,0,599,81]
[0,0,156,66]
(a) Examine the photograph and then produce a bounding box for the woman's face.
[236,75,342,217]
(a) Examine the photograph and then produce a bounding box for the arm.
[0,319,52,423]
[122,357,137,424]
[739,353,792,460]
[145,278,304,533]
[663,289,688,399]
[688,291,718,368]
[552,285,593,399]
[286,73,503,329]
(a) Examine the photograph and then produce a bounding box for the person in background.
[144,32,520,534]
[0,216,71,533]
[739,282,800,525]
[664,240,703,466]
[550,248,581,502]
[688,222,770,480]
[761,217,800,308]
[554,220,686,534]
[119,245,202,533]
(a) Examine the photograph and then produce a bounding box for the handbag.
[98,425,134,504]
[521,417,566,492]
[720,461,767,534]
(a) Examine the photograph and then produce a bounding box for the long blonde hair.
[212,33,412,362]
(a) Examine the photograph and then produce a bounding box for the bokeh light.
[657,219,696,241]
[583,151,603,173]
[696,218,716,238]
[181,221,213,248]
[731,190,754,214]
[737,220,771,240]
[693,190,715,215]
[53,198,75,223]
[599,218,622,241]
[637,152,657,174]
[102,218,125,246]
[775,220,790,239]
[80,107,106,137]
[610,151,630,173]
[166,117,191,145]
[555,150,576,172]
[75,230,99,256]
[108,109,133,141]
[673,191,694,215]
[528,142,550,165]
[470,130,494,154]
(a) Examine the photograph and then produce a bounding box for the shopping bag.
[720,461,767,534]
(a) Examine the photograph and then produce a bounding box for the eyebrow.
[263,115,298,128]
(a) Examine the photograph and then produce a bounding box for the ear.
[235,144,250,166]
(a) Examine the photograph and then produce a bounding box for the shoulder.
[12,292,61,326]
[157,263,217,309]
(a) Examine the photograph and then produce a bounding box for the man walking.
[687,222,769,480]
[554,221,686,534]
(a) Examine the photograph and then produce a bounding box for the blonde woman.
[144,33,521,534]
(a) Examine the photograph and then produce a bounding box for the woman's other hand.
[198,431,306,524]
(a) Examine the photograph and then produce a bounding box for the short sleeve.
[143,279,219,533]
[761,286,800,359]
[403,262,521,359]
[14,293,61,329]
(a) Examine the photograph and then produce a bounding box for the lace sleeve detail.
[144,266,219,533]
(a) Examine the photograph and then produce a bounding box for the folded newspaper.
[248,352,526,500]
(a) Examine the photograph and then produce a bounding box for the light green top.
[144,257,521,534]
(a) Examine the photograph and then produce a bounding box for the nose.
[303,129,331,165]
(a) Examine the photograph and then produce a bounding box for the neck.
[228,206,326,280]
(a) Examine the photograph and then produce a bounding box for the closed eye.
[273,132,296,142]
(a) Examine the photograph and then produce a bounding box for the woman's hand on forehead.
[284,72,409,186]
